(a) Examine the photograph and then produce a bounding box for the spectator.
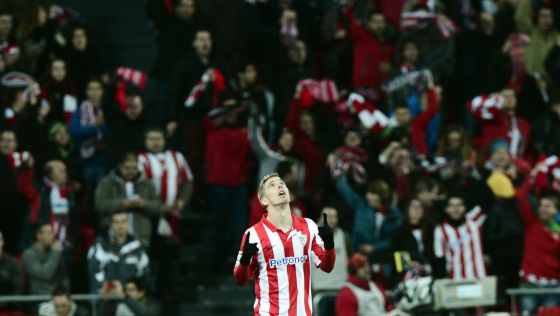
[311,206,350,292]
[284,96,327,193]
[87,211,149,293]
[0,73,50,154]
[146,0,197,82]
[23,222,69,295]
[433,195,487,279]
[516,167,560,315]
[483,171,524,301]
[483,139,531,183]
[138,128,193,237]
[35,160,79,256]
[38,286,88,316]
[42,123,83,192]
[532,96,560,156]
[343,2,394,98]
[63,26,105,93]
[167,29,228,182]
[0,130,39,253]
[39,59,78,125]
[70,78,110,224]
[413,178,443,223]
[0,230,23,312]
[328,128,368,187]
[203,96,252,263]
[469,90,531,159]
[334,171,401,255]
[0,10,23,70]
[378,142,418,201]
[248,105,303,187]
[391,198,434,266]
[99,277,159,316]
[95,152,161,247]
[515,0,558,77]
[335,253,409,316]
[456,11,504,99]
[106,85,148,168]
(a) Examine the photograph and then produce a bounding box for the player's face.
[445,197,465,220]
[538,198,558,223]
[145,131,165,153]
[261,176,291,207]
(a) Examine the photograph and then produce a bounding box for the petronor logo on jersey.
[269,255,308,269]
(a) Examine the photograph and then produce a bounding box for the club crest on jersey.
[269,255,308,269]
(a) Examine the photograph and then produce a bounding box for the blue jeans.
[519,282,560,315]
[207,184,249,259]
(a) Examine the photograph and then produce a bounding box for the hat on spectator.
[349,253,367,271]
[486,171,515,198]
[488,138,509,155]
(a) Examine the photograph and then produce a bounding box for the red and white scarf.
[6,151,33,169]
[79,100,101,126]
[343,93,389,133]
[45,181,70,244]
[184,69,226,108]
[468,94,503,120]
[296,79,339,105]
[116,67,148,89]
[535,156,560,193]
[330,146,368,184]
[401,11,459,40]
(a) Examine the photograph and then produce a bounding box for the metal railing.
[0,294,116,316]
[506,288,560,315]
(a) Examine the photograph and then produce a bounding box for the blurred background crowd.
[0,0,559,315]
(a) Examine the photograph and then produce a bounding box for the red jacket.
[411,88,440,155]
[285,100,327,192]
[204,120,252,186]
[335,275,388,316]
[344,8,394,93]
[516,179,560,285]
[469,96,531,158]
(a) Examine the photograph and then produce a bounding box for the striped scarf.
[79,100,100,127]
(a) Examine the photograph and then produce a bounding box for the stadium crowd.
[0,0,559,315]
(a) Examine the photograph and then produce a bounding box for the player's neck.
[266,204,293,232]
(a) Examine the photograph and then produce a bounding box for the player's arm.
[233,231,259,287]
[310,214,336,272]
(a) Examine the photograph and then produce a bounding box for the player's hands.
[318,213,334,250]
[240,232,258,266]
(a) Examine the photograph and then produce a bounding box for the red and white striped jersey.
[234,212,336,316]
[433,207,487,280]
[137,151,193,206]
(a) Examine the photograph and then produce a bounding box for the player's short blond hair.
[258,173,280,200]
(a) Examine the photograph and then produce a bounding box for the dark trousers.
[207,183,249,260]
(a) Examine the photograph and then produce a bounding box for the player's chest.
[260,230,310,268]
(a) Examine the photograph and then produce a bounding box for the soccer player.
[233,173,336,315]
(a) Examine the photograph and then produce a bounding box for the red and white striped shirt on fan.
[137,151,193,206]
[234,212,336,316]
[433,206,487,280]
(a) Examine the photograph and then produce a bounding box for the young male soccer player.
[233,173,336,315]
